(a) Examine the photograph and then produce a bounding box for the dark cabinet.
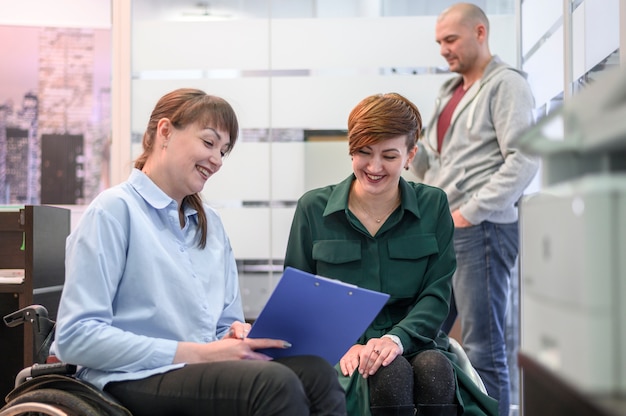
[0,205,69,398]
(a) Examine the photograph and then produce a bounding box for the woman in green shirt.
[284,93,497,416]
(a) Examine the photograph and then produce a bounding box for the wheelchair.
[0,305,131,416]
[1,305,486,416]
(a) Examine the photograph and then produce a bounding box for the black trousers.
[104,355,346,416]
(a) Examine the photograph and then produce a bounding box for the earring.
[404,165,409,171]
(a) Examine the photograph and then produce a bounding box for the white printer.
[519,67,626,397]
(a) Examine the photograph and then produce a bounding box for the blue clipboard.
[247,267,390,365]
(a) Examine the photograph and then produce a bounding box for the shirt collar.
[129,169,200,223]
[323,174,422,220]
[129,168,174,210]
[323,174,354,217]
[399,177,421,219]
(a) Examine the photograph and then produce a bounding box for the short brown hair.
[347,92,422,155]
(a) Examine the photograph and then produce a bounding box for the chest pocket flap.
[312,240,361,264]
[388,233,438,260]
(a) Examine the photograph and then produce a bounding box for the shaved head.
[439,3,489,35]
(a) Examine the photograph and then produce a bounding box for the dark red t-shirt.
[437,83,468,153]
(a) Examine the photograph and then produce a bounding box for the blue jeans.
[443,221,519,416]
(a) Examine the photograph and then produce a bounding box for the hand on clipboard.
[247,267,389,365]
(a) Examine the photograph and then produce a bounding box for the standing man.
[410,3,539,416]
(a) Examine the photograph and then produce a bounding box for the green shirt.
[285,174,455,356]
[285,174,498,415]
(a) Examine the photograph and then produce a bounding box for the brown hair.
[347,92,422,155]
[134,88,239,248]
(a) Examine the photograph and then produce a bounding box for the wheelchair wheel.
[1,388,100,416]
[0,402,70,416]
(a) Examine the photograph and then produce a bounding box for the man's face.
[435,12,480,75]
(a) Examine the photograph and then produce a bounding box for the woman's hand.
[339,344,364,376]
[222,321,252,340]
[173,337,290,364]
[355,337,401,378]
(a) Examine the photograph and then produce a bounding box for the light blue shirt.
[52,169,243,389]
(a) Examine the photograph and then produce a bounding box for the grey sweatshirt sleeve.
[460,69,540,224]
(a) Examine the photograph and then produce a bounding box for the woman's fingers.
[245,337,291,350]
[358,338,399,377]
[227,321,252,339]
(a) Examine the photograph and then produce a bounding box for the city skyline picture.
[0,25,111,206]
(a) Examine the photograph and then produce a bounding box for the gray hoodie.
[411,55,539,224]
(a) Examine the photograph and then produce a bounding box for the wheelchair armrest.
[31,362,77,378]
[14,362,77,388]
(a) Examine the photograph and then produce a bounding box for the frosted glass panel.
[271,17,441,69]
[270,142,306,201]
[133,20,270,71]
[202,143,271,201]
[271,15,515,70]
[271,73,454,130]
[304,141,353,192]
[523,27,564,108]
[271,207,296,260]
[132,78,270,132]
[521,0,562,56]
[217,207,271,259]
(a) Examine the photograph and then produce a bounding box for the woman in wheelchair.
[48,89,346,416]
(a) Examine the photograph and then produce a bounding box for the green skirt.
[335,351,498,416]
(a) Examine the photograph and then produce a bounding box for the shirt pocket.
[312,240,362,281]
[385,234,439,297]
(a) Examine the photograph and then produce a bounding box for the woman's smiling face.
[159,120,231,205]
[351,134,415,196]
